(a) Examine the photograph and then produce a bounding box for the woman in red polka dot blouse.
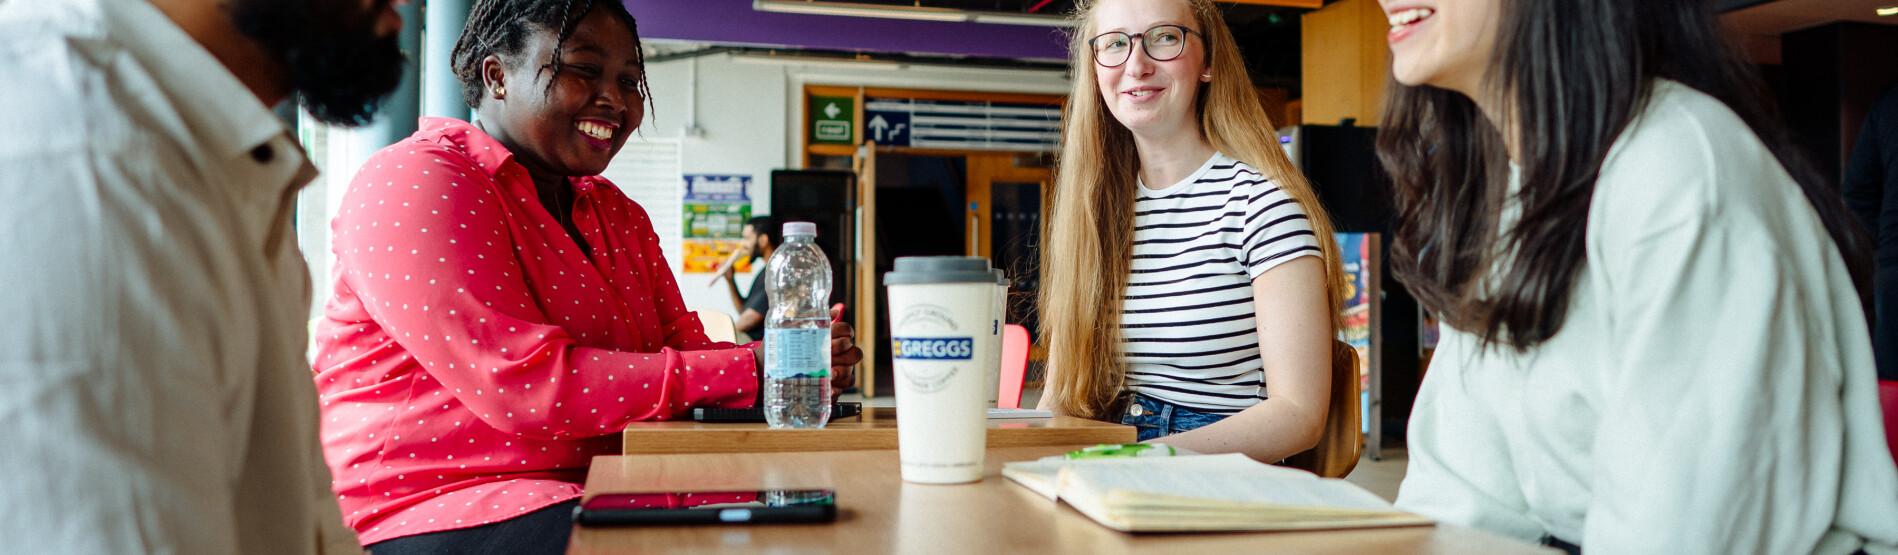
[310,1,861,553]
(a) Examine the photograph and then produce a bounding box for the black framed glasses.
[1088,24,1203,68]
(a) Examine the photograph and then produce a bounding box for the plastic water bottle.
[764,222,833,428]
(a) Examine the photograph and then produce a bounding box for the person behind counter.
[1373,0,1898,552]
[310,1,860,553]
[1035,0,1347,464]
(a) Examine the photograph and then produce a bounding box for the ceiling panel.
[1720,0,1897,64]
[1723,0,1896,37]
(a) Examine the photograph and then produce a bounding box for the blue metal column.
[356,0,423,148]
[423,0,473,121]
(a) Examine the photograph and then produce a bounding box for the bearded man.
[0,0,408,552]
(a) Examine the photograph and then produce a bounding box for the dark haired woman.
[1376,0,1898,552]
[310,1,860,552]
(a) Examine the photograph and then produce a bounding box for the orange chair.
[688,307,737,344]
[1880,380,1898,466]
[998,324,1032,409]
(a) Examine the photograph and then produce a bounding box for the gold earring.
[496,86,506,97]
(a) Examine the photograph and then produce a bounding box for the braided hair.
[449,0,651,111]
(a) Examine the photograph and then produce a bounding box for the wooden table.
[621,407,1135,454]
[572,446,1558,554]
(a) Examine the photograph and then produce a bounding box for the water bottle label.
[764,328,830,379]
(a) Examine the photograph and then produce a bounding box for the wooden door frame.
[963,152,1052,259]
[804,85,1064,397]
[853,143,878,395]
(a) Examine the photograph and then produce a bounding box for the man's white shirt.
[0,0,359,552]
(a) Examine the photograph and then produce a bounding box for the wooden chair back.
[691,308,738,344]
[1281,340,1363,478]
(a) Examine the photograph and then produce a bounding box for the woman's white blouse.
[1396,80,1898,554]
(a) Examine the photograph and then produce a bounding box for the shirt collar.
[418,117,605,195]
[419,117,516,180]
[96,0,292,165]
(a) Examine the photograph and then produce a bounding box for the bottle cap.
[782,222,817,237]
[885,256,994,285]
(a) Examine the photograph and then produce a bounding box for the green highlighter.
[1064,443,1177,460]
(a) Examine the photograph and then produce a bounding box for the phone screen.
[574,490,836,526]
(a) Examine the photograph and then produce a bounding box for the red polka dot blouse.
[312,118,758,544]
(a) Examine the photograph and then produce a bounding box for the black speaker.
[1296,124,1420,430]
[769,170,857,316]
[1296,124,1394,234]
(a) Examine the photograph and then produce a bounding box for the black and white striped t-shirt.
[1123,152,1320,414]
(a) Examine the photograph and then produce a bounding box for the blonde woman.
[1035,0,1344,463]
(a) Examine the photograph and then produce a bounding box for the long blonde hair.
[1041,0,1345,420]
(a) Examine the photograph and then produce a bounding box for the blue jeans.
[1118,394,1230,441]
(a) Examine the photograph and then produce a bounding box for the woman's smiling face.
[1091,0,1211,140]
[485,6,645,178]
[1380,0,1502,96]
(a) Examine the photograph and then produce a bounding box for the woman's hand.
[746,306,862,403]
[828,305,863,400]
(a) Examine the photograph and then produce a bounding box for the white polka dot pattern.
[311,118,761,545]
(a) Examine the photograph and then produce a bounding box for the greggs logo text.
[891,337,974,360]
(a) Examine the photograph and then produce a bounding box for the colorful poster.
[682,175,752,274]
[1335,232,1380,438]
[1336,233,1373,349]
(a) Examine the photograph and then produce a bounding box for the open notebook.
[1002,453,1432,533]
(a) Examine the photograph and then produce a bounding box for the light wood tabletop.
[620,407,1135,454]
[571,446,1558,554]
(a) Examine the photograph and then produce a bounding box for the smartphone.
[573,489,837,526]
[690,402,861,423]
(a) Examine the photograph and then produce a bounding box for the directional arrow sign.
[863,111,911,146]
[824,102,841,119]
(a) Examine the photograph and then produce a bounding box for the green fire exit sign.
[809,96,854,145]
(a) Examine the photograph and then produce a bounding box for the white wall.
[296,117,405,330]
[301,52,1074,328]
[638,51,1071,318]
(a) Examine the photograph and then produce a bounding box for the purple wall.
[624,0,1072,61]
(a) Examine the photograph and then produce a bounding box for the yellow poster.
[683,239,752,274]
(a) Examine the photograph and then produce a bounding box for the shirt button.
[250,144,274,163]
[1129,403,1145,417]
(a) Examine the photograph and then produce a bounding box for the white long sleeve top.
[0,0,360,552]
[1396,80,1898,554]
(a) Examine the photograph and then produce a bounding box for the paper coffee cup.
[885,256,998,484]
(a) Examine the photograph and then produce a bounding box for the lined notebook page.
[1056,454,1395,511]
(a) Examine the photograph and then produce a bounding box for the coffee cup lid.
[885,256,994,285]
[990,268,1010,287]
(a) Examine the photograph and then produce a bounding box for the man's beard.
[230,0,407,127]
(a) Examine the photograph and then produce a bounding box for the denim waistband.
[1121,393,1229,441]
